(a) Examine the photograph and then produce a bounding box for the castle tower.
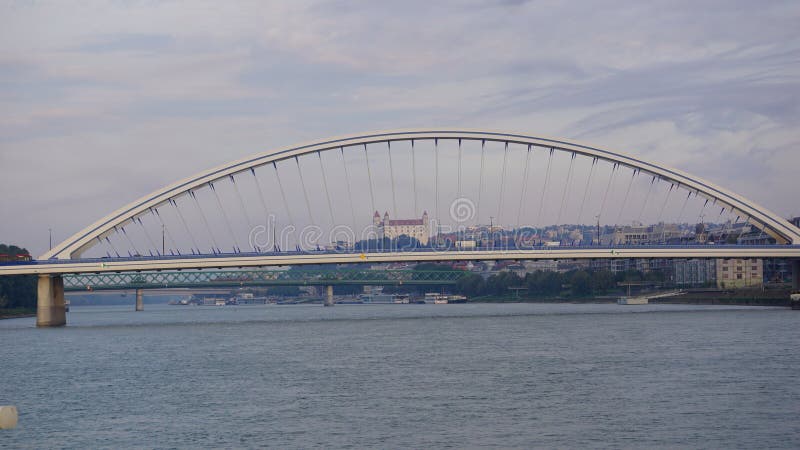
[373,210,381,226]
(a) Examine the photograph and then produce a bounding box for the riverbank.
[0,308,35,320]
[470,288,792,307]
[654,288,791,307]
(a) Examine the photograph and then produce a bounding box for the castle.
[373,211,431,245]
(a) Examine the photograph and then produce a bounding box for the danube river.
[2,303,799,448]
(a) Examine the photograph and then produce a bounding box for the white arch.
[42,129,800,259]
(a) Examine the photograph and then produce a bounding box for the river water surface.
[1,303,798,448]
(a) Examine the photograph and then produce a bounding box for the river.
[1,303,798,448]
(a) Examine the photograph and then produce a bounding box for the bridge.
[1,129,798,325]
[62,268,468,311]
[62,269,467,291]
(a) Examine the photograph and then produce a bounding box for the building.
[674,259,716,286]
[612,224,650,245]
[374,211,431,245]
[523,260,558,273]
[763,258,792,285]
[611,223,683,245]
[716,258,763,288]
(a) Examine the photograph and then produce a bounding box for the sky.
[1,0,799,256]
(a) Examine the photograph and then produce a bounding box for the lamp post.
[489,216,494,249]
[595,215,600,246]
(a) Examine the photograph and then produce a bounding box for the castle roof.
[387,219,424,226]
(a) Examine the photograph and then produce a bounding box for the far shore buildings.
[716,258,763,288]
[374,211,431,245]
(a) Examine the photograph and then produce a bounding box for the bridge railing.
[5,243,800,268]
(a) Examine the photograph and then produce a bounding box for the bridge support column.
[37,274,66,327]
[790,260,800,310]
[135,289,144,311]
[324,285,334,307]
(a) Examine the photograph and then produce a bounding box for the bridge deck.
[1,245,799,276]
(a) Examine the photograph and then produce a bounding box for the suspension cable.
[105,236,121,257]
[675,190,692,227]
[250,167,270,223]
[118,226,140,257]
[457,139,462,200]
[411,140,418,217]
[597,162,618,223]
[317,152,336,227]
[535,148,554,228]
[476,140,485,226]
[273,161,296,233]
[635,176,657,225]
[655,183,674,225]
[364,144,377,217]
[740,215,752,244]
[229,175,252,225]
[170,198,200,254]
[209,182,241,253]
[295,156,316,229]
[229,175,256,250]
[576,158,597,226]
[97,237,112,258]
[556,152,576,227]
[496,142,509,226]
[340,147,358,234]
[516,144,533,230]
[696,198,710,231]
[388,141,397,218]
[435,138,440,234]
[656,184,675,242]
[135,216,160,256]
[152,207,180,255]
[615,169,639,227]
[189,189,220,253]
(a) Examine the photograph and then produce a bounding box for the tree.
[570,270,592,296]
[526,270,563,297]
[267,285,301,296]
[0,244,36,309]
[455,273,485,297]
[590,270,616,294]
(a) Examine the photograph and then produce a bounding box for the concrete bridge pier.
[790,260,800,310]
[324,285,334,307]
[135,289,144,311]
[37,274,66,327]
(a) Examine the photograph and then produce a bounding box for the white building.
[374,211,431,245]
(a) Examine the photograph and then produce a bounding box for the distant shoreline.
[0,309,35,320]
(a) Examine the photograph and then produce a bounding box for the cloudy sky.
[1,0,799,256]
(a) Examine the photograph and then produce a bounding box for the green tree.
[590,270,616,294]
[455,273,484,297]
[570,270,592,296]
[0,244,36,309]
[267,285,301,296]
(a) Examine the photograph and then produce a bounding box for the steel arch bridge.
[1,129,799,278]
[4,128,799,326]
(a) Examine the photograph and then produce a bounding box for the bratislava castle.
[373,211,431,245]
